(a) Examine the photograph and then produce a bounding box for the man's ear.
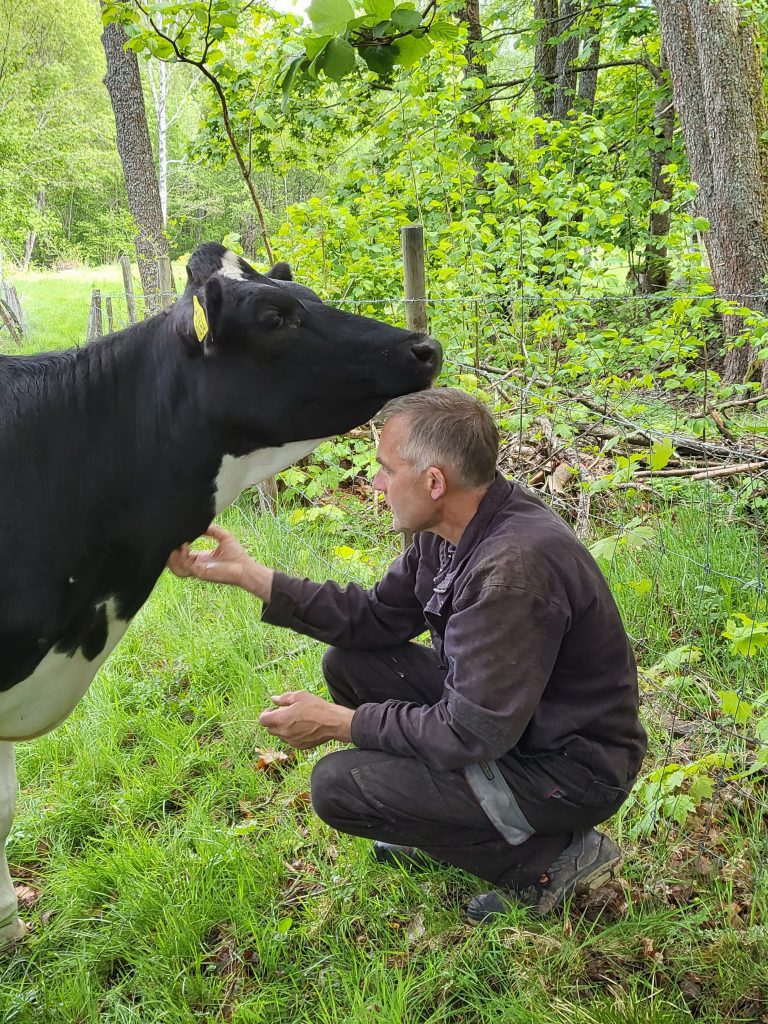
[426,466,448,500]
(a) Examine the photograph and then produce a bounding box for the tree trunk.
[637,53,674,293]
[552,0,580,121]
[533,0,558,121]
[576,6,602,114]
[241,213,256,259]
[159,60,168,226]
[458,0,487,80]
[149,57,170,226]
[101,18,168,315]
[21,190,45,271]
[655,0,768,385]
[458,0,497,174]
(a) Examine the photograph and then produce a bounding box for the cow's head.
[173,243,442,454]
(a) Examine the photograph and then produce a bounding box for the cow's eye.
[260,309,284,331]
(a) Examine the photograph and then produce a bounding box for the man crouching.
[168,388,647,923]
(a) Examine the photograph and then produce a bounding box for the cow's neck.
[213,439,328,513]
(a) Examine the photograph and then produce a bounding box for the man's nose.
[372,469,385,493]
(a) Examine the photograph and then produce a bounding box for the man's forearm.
[243,561,274,602]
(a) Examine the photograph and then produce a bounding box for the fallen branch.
[634,461,765,481]
[578,422,766,462]
[690,393,768,418]
[689,462,766,481]
[709,409,736,441]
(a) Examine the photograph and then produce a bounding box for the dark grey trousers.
[310,643,576,889]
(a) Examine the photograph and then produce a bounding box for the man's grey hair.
[380,388,499,489]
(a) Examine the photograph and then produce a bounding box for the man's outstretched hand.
[259,691,354,750]
[166,524,273,601]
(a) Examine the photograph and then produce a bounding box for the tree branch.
[488,58,652,91]
[132,0,274,262]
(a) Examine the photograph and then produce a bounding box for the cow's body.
[0,244,441,943]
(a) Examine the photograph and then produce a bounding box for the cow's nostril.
[411,338,441,365]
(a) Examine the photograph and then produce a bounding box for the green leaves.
[322,37,357,80]
[390,6,422,31]
[360,44,396,75]
[722,613,768,657]
[647,436,674,471]
[363,0,394,17]
[717,689,753,725]
[589,518,656,564]
[393,33,432,68]
[308,0,354,35]
[279,0,454,98]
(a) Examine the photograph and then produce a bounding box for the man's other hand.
[259,691,354,749]
[166,524,273,600]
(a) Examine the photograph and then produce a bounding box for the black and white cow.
[0,243,441,943]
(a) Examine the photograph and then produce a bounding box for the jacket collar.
[452,473,512,564]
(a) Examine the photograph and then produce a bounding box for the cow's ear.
[173,278,224,352]
[203,275,224,344]
[268,261,293,281]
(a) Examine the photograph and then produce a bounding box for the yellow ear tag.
[192,295,209,343]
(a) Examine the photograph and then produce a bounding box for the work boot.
[465,828,622,924]
[371,842,436,870]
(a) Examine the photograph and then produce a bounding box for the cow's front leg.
[0,743,27,947]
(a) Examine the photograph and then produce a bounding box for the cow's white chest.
[0,600,128,742]
[213,438,328,513]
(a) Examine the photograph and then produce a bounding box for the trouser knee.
[310,750,363,827]
[321,647,358,706]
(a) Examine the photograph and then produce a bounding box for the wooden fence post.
[0,298,21,347]
[120,254,137,324]
[401,223,428,335]
[86,289,103,344]
[158,256,174,309]
[257,476,278,513]
[105,295,114,334]
[400,223,428,549]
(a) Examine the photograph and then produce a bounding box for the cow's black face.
[178,248,442,453]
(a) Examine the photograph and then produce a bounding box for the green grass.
[4,262,187,355]
[2,499,767,1023]
[6,265,126,354]
[2,269,767,1021]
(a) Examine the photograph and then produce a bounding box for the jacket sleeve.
[350,583,570,771]
[261,538,426,648]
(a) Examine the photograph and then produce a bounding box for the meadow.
[0,269,766,1023]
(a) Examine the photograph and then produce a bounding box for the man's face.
[372,415,438,534]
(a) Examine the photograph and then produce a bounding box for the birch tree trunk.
[149,59,169,226]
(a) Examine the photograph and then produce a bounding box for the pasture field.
[1,269,766,1023]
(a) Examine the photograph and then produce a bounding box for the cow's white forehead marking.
[214,438,329,513]
[217,250,248,281]
[0,599,127,742]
